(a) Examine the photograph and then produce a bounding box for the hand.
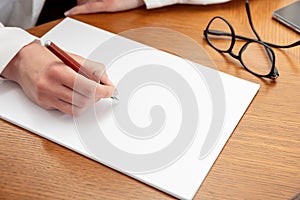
[1,42,116,115]
[64,0,145,16]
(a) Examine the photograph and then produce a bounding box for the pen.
[44,40,119,100]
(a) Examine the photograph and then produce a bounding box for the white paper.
[0,18,259,200]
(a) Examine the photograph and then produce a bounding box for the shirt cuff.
[144,0,231,9]
[0,24,37,76]
[0,76,6,85]
[144,0,179,9]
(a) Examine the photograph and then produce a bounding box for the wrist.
[1,51,22,83]
[1,42,38,84]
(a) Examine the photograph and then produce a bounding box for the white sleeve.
[0,0,45,29]
[144,0,231,9]
[0,23,37,84]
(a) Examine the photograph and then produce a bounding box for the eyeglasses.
[203,0,300,79]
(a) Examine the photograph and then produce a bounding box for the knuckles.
[46,64,64,80]
[75,96,92,108]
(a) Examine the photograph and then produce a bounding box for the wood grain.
[1,0,299,199]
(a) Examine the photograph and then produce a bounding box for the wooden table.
[1,0,299,199]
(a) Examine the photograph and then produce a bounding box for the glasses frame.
[204,0,280,79]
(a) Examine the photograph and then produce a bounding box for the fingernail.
[64,11,70,16]
[113,88,119,97]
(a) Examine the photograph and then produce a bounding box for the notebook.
[0,18,259,199]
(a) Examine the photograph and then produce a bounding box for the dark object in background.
[37,0,77,25]
[289,193,300,200]
[272,0,300,34]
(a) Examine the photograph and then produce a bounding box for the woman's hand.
[1,42,115,115]
[64,0,145,16]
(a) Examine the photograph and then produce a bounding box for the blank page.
[0,18,259,200]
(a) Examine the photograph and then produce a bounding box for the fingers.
[78,58,106,83]
[51,84,93,108]
[100,71,114,86]
[34,78,91,115]
[35,63,115,115]
[58,67,115,99]
[70,54,114,86]
[65,0,145,16]
[39,79,114,116]
[66,57,116,98]
[10,42,115,116]
[57,84,115,115]
[65,2,106,16]
[57,100,82,116]
[58,66,115,110]
[44,97,85,116]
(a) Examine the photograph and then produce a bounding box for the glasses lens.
[241,42,274,76]
[206,18,233,51]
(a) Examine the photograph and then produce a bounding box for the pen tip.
[111,96,119,101]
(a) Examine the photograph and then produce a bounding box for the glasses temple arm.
[235,35,300,48]
[245,1,262,41]
[245,1,300,48]
[206,30,300,48]
[245,0,277,77]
